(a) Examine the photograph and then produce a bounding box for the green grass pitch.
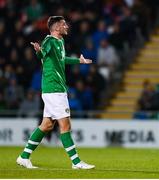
[1,146,159,178]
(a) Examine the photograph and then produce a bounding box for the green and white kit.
[18,35,95,169]
[37,35,80,119]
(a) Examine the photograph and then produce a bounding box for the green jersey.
[36,35,80,93]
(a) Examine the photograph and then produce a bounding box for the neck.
[50,31,62,39]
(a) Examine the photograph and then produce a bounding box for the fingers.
[30,42,35,46]
[30,42,41,52]
[30,42,39,47]
[80,54,84,59]
[85,59,92,64]
[80,53,92,64]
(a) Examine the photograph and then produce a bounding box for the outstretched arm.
[31,41,51,59]
[65,54,92,64]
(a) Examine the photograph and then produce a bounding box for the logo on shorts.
[65,108,70,113]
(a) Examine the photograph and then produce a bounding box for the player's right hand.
[30,42,41,52]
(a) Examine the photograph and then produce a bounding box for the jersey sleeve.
[36,39,52,59]
[65,57,80,64]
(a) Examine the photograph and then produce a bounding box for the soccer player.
[16,16,95,169]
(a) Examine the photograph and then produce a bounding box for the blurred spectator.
[85,64,106,108]
[15,36,25,58]
[3,37,12,58]
[124,0,135,7]
[81,39,97,62]
[3,64,16,80]
[73,20,91,53]
[119,5,137,47]
[143,0,159,28]
[138,80,155,111]
[18,90,40,117]
[92,20,109,51]
[80,39,97,75]
[4,78,24,109]
[135,80,159,119]
[30,69,42,91]
[75,80,93,111]
[22,47,38,88]
[108,23,124,52]
[25,0,44,22]
[67,65,84,87]
[15,65,25,86]
[132,0,150,40]
[9,48,19,68]
[68,88,82,111]
[97,39,119,79]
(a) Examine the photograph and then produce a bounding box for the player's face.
[59,20,69,35]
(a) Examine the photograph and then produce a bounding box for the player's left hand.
[79,54,92,64]
[30,42,41,52]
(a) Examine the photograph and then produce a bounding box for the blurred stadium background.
[1,0,159,174]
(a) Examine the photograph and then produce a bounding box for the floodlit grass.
[0,146,159,178]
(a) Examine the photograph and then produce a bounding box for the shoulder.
[42,35,55,47]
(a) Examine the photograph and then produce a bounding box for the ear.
[50,24,57,32]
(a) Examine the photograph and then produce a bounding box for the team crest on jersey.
[65,108,70,113]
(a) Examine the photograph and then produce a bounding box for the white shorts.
[42,93,70,120]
